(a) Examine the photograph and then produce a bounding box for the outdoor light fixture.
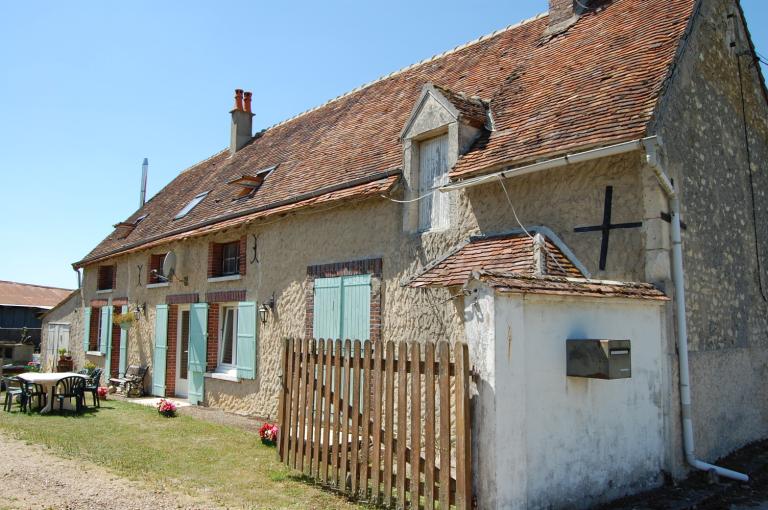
[259,293,276,324]
[133,302,146,318]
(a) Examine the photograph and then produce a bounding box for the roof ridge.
[263,12,548,133]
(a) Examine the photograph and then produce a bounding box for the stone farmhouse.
[50,0,768,506]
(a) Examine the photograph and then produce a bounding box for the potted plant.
[84,360,97,375]
[58,347,67,360]
[97,387,109,401]
[156,398,177,418]
[258,422,279,446]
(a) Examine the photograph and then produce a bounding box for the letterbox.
[566,339,631,379]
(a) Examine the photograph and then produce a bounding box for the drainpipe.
[643,139,749,482]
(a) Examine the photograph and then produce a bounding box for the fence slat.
[321,338,333,485]
[397,341,408,510]
[383,341,395,505]
[332,339,343,486]
[371,340,384,504]
[438,341,451,510]
[360,340,372,499]
[410,342,422,509]
[424,341,436,510]
[294,339,307,470]
[340,339,352,491]
[455,342,471,510]
[312,339,325,477]
[350,340,362,495]
[278,338,291,460]
[304,340,317,475]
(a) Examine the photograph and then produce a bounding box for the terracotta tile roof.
[77,0,695,266]
[0,281,74,309]
[474,269,668,300]
[407,233,584,288]
[432,85,489,127]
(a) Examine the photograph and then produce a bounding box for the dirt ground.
[599,439,768,510]
[0,435,225,510]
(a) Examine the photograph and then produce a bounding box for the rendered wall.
[466,283,667,509]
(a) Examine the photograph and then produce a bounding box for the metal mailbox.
[566,339,631,379]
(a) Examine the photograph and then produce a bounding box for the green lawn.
[0,396,363,510]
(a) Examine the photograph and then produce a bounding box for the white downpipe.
[645,139,748,482]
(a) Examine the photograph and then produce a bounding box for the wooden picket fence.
[277,338,472,510]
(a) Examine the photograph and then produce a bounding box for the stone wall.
[78,150,647,418]
[40,292,83,372]
[653,0,768,460]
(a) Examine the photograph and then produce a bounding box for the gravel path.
[0,435,225,510]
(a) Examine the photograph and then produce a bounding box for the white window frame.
[417,134,450,232]
[174,191,209,220]
[217,304,238,375]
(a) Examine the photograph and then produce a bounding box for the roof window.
[174,191,209,220]
[228,165,276,200]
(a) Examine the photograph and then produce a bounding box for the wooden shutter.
[236,301,257,379]
[82,307,92,352]
[118,305,128,377]
[341,274,371,341]
[188,302,208,405]
[99,305,112,354]
[152,305,168,397]
[418,134,449,231]
[313,277,342,340]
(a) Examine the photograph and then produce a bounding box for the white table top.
[18,372,87,384]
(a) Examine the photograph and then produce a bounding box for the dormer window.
[228,165,276,200]
[174,191,209,220]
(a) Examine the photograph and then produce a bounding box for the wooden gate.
[278,338,472,510]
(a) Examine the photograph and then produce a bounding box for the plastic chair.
[54,376,86,413]
[21,380,47,413]
[2,376,25,412]
[84,368,103,408]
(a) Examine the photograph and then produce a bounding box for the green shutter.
[99,305,113,354]
[236,301,257,379]
[118,305,128,377]
[341,274,371,341]
[152,305,169,397]
[313,277,342,340]
[82,307,92,352]
[188,302,208,405]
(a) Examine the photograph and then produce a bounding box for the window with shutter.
[312,275,371,341]
[418,134,450,232]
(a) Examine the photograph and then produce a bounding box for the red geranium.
[259,422,279,443]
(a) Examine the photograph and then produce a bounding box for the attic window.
[135,214,148,224]
[174,191,209,220]
[228,165,276,200]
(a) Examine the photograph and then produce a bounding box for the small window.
[221,242,240,276]
[174,191,209,220]
[218,305,238,370]
[148,253,167,284]
[97,265,115,291]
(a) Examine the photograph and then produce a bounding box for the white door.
[175,308,190,397]
[46,323,70,369]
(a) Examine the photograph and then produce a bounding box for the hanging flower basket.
[113,311,137,330]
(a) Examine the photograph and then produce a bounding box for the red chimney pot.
[234,89,244,111]
[243,91,252,113]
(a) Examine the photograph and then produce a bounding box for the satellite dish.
[162,252,177,280]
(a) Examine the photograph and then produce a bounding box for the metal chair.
[54,376,86,413]
[21,380,47,413]
[83,368,103,408]
[2,376,24,412]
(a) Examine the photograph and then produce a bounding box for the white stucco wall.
[465,283,667,509]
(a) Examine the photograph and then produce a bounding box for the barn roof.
[76,0,695,267]
[0,281,74,309]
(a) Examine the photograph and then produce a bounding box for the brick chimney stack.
[547,0,586,35]
[230,88,253,155]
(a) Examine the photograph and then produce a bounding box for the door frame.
[175,305,190,398]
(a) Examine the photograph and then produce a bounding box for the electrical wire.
[737,53,768,302]
[380,188,437,203]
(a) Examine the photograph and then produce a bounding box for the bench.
[109,365,148,398]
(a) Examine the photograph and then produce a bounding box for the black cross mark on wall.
[574,186,643,271]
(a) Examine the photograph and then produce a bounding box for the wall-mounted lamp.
[259,293,276,325]
[133,302,146,318]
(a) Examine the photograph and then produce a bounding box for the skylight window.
[174,191,209,220]
[228,165,277,200]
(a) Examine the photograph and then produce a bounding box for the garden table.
[18,372,87,414]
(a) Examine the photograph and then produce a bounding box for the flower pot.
[261,438,276,447]
[119,321,132,331]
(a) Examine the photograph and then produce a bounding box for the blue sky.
[1,1,766,289]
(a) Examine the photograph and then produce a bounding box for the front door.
[175,308,190,398]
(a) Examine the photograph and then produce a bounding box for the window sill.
[147,282,170,289]
[96,289,113,294]
[204,372,241,383]
[207,275,242,283]
[86,351,105,357]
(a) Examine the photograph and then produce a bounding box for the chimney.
[139,157,148,208]
[547,0,587,34]
[230,88,254,155]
